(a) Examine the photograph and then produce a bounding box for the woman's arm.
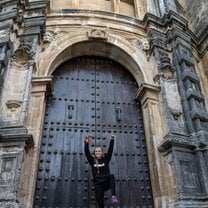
[105,135,115,163]
[84,137,94,165]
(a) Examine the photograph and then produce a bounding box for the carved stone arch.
[37,32,156,85]
[22,31,168,208]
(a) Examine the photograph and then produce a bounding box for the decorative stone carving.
[6,100,22,112]
[170,108,182,120]
[142,40,150,51]
[43,31,57,44]
[150,38,167,51]
[12,45,33,65]
[87,29,108,41]
[128,39,150,51]
[0,29,9,37]
[158,50,173,70]
[158,133,195,152]
[153,70,176,84]
[160,68,176,80]
[42,31,58,51]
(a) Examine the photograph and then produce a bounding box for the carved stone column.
[149,29,187,137]
[163,24,208,206]
[144,11,208,207]
[17,76,52,207]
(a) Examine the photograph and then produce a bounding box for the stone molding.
[158,133,195,152]
[135,83,160,105]
[31,76,53,94]
[0,128,33,147]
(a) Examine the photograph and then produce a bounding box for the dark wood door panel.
[34,56,153,208]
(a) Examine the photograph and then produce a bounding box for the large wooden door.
[34,57,153,208]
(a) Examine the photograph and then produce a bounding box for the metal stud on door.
[33,57,154,208]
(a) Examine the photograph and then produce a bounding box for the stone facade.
[0,0,208,207]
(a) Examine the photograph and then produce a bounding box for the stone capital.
[31,76,53,94]
[135,83,160,105]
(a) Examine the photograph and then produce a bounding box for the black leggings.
[94,174,116,208]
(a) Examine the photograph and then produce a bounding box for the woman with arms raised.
[84,135,118,208]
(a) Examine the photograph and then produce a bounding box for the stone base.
[168,200,208,208]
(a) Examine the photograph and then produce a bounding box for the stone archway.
[33,56,154,207]
[36,30,155,83]
[18,37,166,208]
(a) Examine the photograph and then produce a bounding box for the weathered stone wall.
[50,0,146,19]
[0,1,48,207]
[178,0,208,37]
[176,0,208,57]
[1,0,208,208]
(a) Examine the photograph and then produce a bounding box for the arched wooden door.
[33,57,153,208]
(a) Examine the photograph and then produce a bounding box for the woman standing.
[84,135,118,207]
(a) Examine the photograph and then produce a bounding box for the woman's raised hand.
[110,135,116,140]
[84,134,93,143]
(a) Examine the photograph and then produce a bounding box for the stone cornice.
[158,133,195,152]
[0,127,34,147]
[46,9,208,57]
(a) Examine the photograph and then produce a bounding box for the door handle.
[68,105,74,119]
[115,106,121,122]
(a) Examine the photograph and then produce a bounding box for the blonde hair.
[94,146,104,173]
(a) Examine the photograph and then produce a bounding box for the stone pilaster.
[0,128,33,208]
[0,1,48,207]
[148,28,186,136]
[145,11,208,207]
[164,24,208,206]
[136,84,170,207]
[168,26,208,136]
[0,0,48,127]
[0,0,23,99]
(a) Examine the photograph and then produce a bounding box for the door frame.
[19,37,168,208]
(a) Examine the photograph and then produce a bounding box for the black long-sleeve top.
[84,139,114,179]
